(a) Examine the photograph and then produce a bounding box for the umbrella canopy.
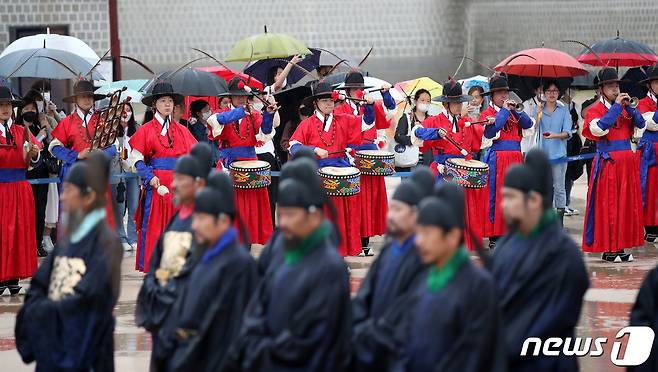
[395,77,443,100]
[0,48,103,80]
[458,75,490,93]
[496,48,588,78]
[140,68,228,97]
[244,49,320,86]
[95,80,147,103]
[273,85,312,107]
[621,67,649,99]
[506,74,573,102]
[195,66,263,90]
[570,70,597,89]
[225,26,312,62]
[576,32,658,67]
[0,33,100,66]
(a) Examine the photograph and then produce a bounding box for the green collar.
[285,221,330,265]
[518,209,556,240]
[427,245,469,292]
[71,208,106,244]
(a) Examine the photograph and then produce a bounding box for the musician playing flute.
[582,67,645,262]
[205,77,276,245]
[49,79,118,229]
[637,64,658,243]
[288,81,376,256]
[479,74,534,249]
[128,81,197,272]
[334,70,397,256]
[410,79,485,250]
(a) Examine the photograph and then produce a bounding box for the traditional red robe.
[334,101,389,239]
[582,100,644,252]
[638,95,658,227]
[209,107,273,245]
[289,112,365,256]
[479,106,528,238]
[130,117,197,272]
[0,121,39,281]
[49,110,116,229]
[417,113,486,250]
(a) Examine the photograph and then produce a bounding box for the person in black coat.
[395,89,433,171]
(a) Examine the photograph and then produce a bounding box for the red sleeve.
[465,122,481,153]
[374,102,390,130]
[250,111,263,132]
[582,105,599,141]
[128,124,150,158]
[50,116,69,145]
[347,115,363,146]
[289,119,308,145]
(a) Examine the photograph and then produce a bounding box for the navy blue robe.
[135,211,200,368]
[629,264,658,372]
[351,235,425,371]
[491,216,589,372]
[15,221,122,372]
[226,224,352,372]
[384,259,506,372]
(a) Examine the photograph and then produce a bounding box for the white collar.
[348,99,360,114]
[76,107,93,126]
[648,92,657,104]
[600,97,612,110]
[155,112,171,136]
[493,104,501,113]
[315,111,333,132]
[0,117,12,137]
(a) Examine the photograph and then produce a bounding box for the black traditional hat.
[503,149,553,210]
[278,157,325,209]
[302,81,334,107]
[219,76,251,97]
[336,70,374,90]
[483,74,516,96]
[409,166,435,199]
[433,79,472,103]
[639,64,658,85]
[292,146,319,163]
[63,80,106,103]
[65,151,110,199]
[417,196,462,229]
[174,142,214,180]
[434,182,465,229]
[0,86,23,107]
[141,81,184,106]
[194,171,236,217]
[392,180,423,207]
[595,67,623,86]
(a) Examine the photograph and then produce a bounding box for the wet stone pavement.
[0,177,655,371]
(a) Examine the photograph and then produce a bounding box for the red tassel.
[331,91,340,101]
[378,141,385,149]
[237,80,245,90]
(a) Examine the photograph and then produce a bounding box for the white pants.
[45,183,59,227]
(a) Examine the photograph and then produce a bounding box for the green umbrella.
[225,26,311,62]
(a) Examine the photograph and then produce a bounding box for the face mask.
[416,103,430,113]
[354,89,365,100]
[22,111,38,123]
[201,110,212,121]
[252,102,264,112]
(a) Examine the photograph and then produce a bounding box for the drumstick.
[438,128,469,157]
[327,149,349,156]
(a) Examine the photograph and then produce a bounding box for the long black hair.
[123,103,138,137]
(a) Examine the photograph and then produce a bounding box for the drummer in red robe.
[129,82,197,272]
[637,64,658,243]
[206,77,276,245]
[48,80,117,228]
[0,86,41,294]
[410,79,485,250]
[334,71,396,256]
[583,67,645,262]
[288,81,377,256]
[479,74,534,249]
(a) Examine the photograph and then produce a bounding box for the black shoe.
[645,233,658,243]
[37,245,48,257]
[602,251,634,263]
[7,285,21,295]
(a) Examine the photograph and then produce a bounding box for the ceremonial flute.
[331,91,368,103]
[465,116,496,126]
[437,128,469,157]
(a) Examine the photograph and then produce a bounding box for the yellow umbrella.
[225,26,312,62]
[393,77,443,119]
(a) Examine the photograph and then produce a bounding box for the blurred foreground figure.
[15,151,122,371]
[491,149,589,371]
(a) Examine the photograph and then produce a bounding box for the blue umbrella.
[244,48,320,87]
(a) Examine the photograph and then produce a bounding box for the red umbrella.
[495,48,588,78]
[194,66,263,90]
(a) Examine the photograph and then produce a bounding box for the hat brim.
[335,84,374,90]
[302,92,333,107]
[638,76,658,85]
[63,93,106,103]
[0,98,24,107]
[482,87,517,96]
[433,95,473,103]
[596,78,626,86]
[141,93,185,106]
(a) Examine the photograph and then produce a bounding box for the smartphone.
[43,91,51,103]
[36,100,44,113]
[543,132,550,137]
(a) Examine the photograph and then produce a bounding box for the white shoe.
[122,242,133,252]
[42,236,55,252]
[628,254,634,262]
[130,243,137,251]
[614,256,622,263]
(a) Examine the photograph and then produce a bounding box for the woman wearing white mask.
[111,103,140,252]
[394,89,432,171]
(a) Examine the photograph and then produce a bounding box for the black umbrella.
[507,75,573,101]
[576,31,658,68]
[244,49,320,86]
[273,85,312,107]
[621,67,649,99]
[141,68,228,97]
[570,71,597,89]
